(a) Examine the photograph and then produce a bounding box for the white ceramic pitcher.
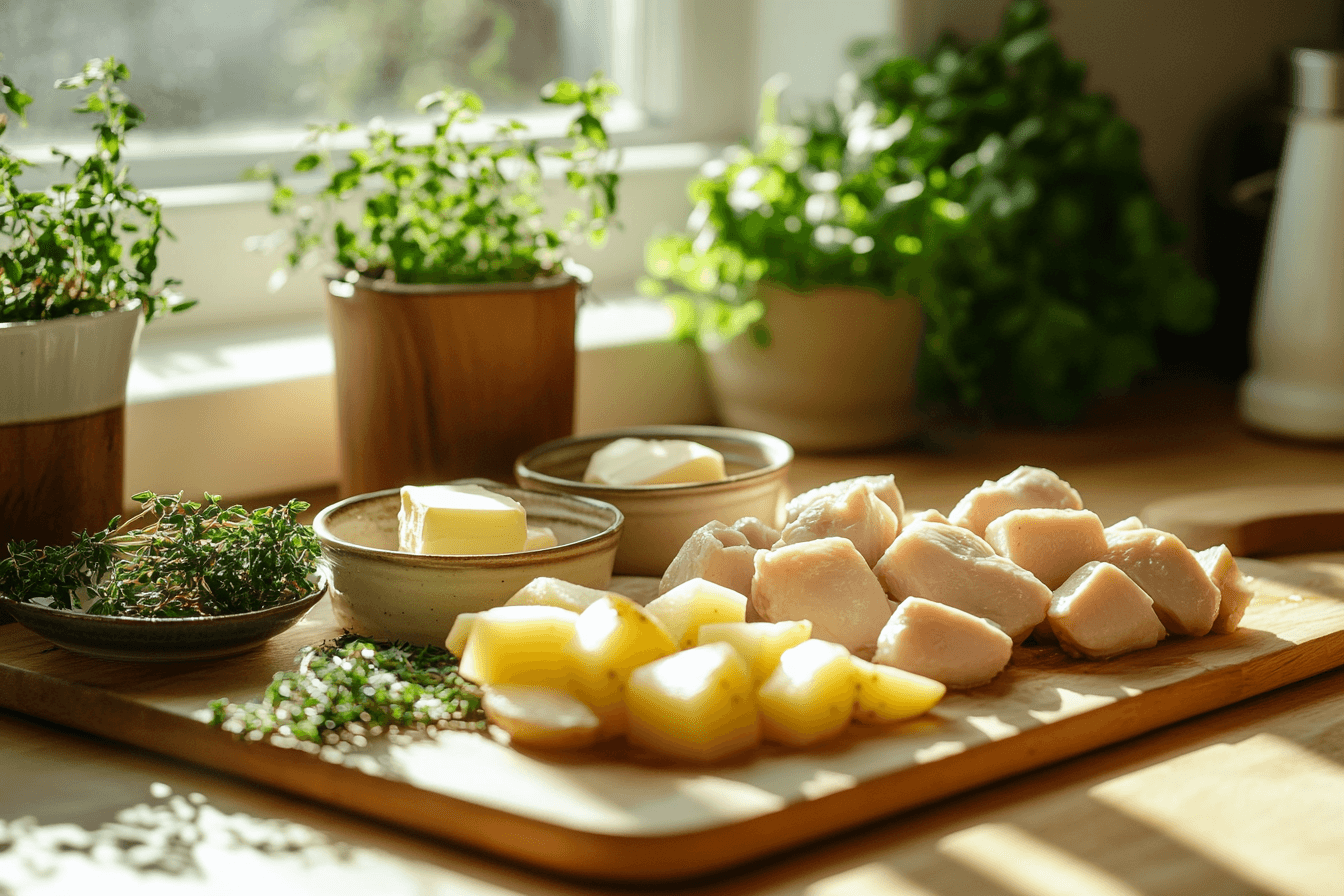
[1240,48,1344,439]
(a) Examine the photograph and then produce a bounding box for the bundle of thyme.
[0,492,320,617]
[208,635,485,750]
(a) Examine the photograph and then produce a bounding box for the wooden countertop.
[5,377,1344,894]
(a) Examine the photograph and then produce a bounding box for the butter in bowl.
[514,426,794,577]
[313,480,622,647]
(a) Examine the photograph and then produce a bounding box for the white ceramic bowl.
[514,425,793,577]
[313,480,622,647]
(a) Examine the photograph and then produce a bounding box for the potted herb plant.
[259,75,618,496]
[0,57,191,550]
[646,0,1214,444]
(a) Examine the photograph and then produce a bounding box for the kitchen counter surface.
[4,377,1344,895]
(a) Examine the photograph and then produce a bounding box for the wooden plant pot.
[703,283,924,452]
[325,272,578,496]
[0,302,143,549]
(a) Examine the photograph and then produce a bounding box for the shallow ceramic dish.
[0,588,326,663]
[313,480,622,647]
[514,425,794,577]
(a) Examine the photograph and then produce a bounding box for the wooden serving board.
[3,559,1344,884]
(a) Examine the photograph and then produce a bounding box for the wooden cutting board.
[3,551,1344,884]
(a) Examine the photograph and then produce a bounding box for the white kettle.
[1240,48,1344,439]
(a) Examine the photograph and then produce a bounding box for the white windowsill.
[124,300,717,500]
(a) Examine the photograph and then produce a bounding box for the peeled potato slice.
[504,576,618,613]
[757,639,857,747]
[626,642,759,762]
[444,612,478,657]
[482,685,601,750]
[563,595,677,736]
[696,620,813,684]
[644,577,748,648]
[458,605,578,689]
[849,656,946,724]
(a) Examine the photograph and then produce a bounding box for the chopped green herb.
[208,635,486,751]
[0,492,319,617]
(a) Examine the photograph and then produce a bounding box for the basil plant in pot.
[0,57,191,550]
[257,75,618,496]
[646,0,1214,448]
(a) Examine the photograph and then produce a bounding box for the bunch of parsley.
[646,0,1214,423]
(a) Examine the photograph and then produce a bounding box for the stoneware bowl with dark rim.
[0,587,326,663]
[514,425,794,578]
[313,479,622,648]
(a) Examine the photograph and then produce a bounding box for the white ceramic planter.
[0,302,143,548]
[702,283,923,452]
[0,302,143,425]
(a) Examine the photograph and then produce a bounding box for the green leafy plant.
[0,492,320,618]
[209,634,485,750]
[256,73,619,286]
[645,0,1215,423]
[0,56,192,323]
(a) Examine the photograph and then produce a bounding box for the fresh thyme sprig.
[1,56,193,323]
[0,492,320,618]
[208,635,486,751]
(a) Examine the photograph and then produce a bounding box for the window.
[4,0,887,497]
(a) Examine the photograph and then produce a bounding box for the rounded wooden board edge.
[1141,484,1344,556]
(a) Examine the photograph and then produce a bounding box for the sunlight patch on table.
[938,822,1144,896]
[1090,733,1344,896]
[805,861,938,896]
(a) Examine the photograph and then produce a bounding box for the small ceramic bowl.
[313,480,622,647]
[514,425,794,577]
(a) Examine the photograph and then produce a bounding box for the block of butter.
[583,437,727,486]
[398,484,528,555]
[525,526,558,550]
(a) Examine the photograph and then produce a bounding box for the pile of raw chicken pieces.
[661,466,1255,689]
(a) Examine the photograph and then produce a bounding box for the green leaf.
[293,153,323,173]
[541,79,583,105]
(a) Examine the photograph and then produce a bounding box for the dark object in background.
[1190,94,1289,381]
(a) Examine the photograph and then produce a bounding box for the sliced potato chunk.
[483,685,601,750]
[644,577,748,649]
[444,612,478,657]
[757,639,857,747]
[458,605,578,689]
[504,576,618,613]
[849,656,946,724]
[626,642,759,763]
[563,595,677,736]
[697,620,813,684]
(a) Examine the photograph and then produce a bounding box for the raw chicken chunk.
[874,522,1052,644]
[1102,528,1220,637]
[659,521,757,597]
[731,517,780,550]
[1048,561,1167,659]
[751,537,892,658]
[1196,544,1255,634]
[873,597,1013,689]
[774,480,900,567]
[984,508,1108,590]
[949,466,1084,537]
[786,475,904,524]
[904,508,951,526]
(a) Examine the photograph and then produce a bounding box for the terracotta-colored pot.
[325,271,578,496]
[0,302,142,549]
[702,283,923,452]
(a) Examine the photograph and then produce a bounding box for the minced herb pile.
[0,492,319,618]
[208,635,486,751]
